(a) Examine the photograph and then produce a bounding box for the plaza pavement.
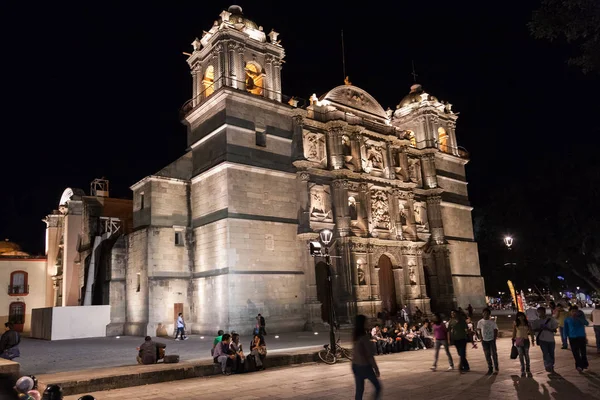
[64,331,600,400]
[19,330,349,375]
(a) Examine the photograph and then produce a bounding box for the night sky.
[2,2,599,294]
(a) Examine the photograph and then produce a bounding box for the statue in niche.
[370,190,391,230]
[348,196,358,220]
[414,203,429,231]
[409,265,417,286]
[356,259,367,285]
[341,135,356,171]
[304,133,325,163]
[408,159,420,184]
[309,186,332,222]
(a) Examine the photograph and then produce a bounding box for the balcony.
[8,285,29,296]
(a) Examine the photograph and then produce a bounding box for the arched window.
[245,62,264,95]
[9,302,25,331]
[9,271,28,295]
[203,65,215,98]
[438,127,449,153]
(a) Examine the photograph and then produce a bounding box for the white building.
[0,240,48,333]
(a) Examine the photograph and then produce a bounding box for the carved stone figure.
[409,265,417,285]
[348,196,358,220]
[357,268,367,286]
[370,190,391,230]
[414,202,429,231]
[309,186,332,221]
[304,132,326,163]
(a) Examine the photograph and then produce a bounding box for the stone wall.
[150,180,188,227]
[447,240,482,276]
[453,275,486,309]
[435,156,466,178]
[227,168,296,219]
[191,169,228,220]
[441,205,475,239]
[124,229,149,336]
[437,176,468,197]
[193,219,228,273]
[132,181,151,228]
[148,278,189,336]
[192,274,230,333]
[147,227,191,275]
[107,236,127,335]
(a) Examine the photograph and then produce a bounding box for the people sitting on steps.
[136,336,166,365]
[0,322,20,360]
[249,334,267,371]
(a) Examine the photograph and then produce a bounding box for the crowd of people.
[210,330,268,375]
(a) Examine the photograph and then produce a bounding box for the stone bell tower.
[185,5,284,110]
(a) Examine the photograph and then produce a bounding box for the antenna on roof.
[411,60,418,83]
[341,30,346,83]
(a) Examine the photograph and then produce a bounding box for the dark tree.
[529,0,600,73]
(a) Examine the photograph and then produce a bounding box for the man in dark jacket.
[258,314,267,335]
[0,323,20,360]
[136,336,166,365]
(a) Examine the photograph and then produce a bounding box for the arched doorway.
[378,255,398,314]
[315,262,331,324]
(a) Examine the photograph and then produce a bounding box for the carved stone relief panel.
[356,258,367,285]
[303,131,327,165]
[370,190,391,232]
[309,184,333,222]
[361,140,385,174]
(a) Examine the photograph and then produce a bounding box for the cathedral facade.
[116,5,485,336]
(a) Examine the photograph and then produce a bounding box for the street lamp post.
[309,229,337,357]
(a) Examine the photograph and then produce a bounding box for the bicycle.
[318,337,353,364]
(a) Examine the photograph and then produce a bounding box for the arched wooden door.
[315,262,331,324]
[378,255,398,314]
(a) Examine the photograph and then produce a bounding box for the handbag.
[510,344,518,359]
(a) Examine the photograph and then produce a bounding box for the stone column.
[404,193,417,240]
[433,247,455,310]
[421,153,438,189]
[371,265,380,300]
[447,121,458,155]
[384,141,396,180]
[213,44,224,91]
[393,268,405,307]
[398,146,409,182]
[327,125,344,170]
[359,183,372,237]
[391,189,403,240]
[426,195,444,244]
[291,114,305,162]
[191,64,200,107]
[273,60,282,102]
[227,42,236,87]
[237,45,246,91]
[264,55,274,99]
[297,172,312,234]
[350,132,362,172]
[332,179,350,237]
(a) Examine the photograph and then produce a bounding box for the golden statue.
[344,76,352,86]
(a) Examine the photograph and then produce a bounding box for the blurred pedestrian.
[352,314,381,400]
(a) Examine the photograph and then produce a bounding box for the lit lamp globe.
[319,229,333,246]
[504,236,513,249]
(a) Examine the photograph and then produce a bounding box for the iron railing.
[8,285,29,295]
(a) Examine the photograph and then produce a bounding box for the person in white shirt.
[476,308,499,375]
[591,303,600,353]
[531,306,559,372]
[175,312,188,340]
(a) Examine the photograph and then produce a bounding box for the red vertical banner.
[517,295,525,312]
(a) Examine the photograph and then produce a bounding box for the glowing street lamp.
[504,236,513,249]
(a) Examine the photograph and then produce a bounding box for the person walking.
[476,308,499,375]
[449,310,470,373]
[564,305,589,372]
[430,313,454,371]
[174,313,188,340]
[554,303,568,349]
[531,306,558,373]
[512,312,535,377]
[591,303,600,354]
[351,314,381,400]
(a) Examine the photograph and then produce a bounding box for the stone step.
[37,348,321,396]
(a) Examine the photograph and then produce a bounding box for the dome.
[319,84,388,120]
[224,5,258,30]
[397,84,438,108]
[0,239,23,255]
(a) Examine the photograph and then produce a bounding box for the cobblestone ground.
[20,331,348,374]
[65,334,600,400]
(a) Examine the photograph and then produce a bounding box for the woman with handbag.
[250,334,267,371]
[512,312,535,377]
